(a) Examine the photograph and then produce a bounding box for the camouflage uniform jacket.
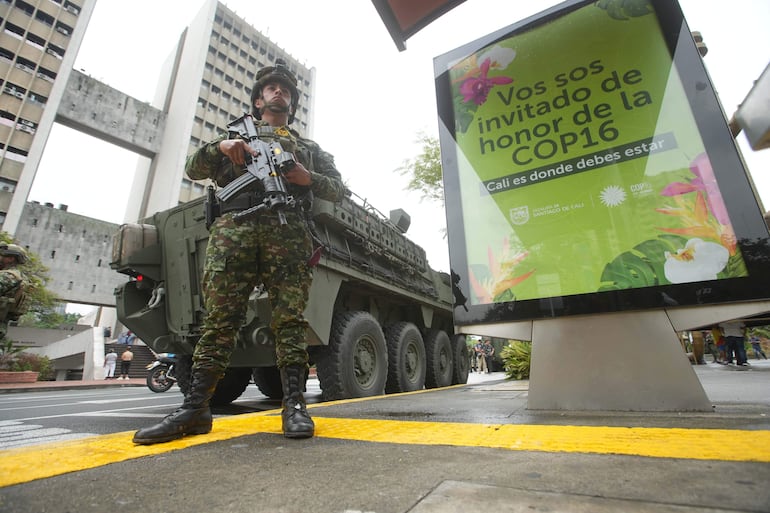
[0,268,29,322]
[185,121,346,205]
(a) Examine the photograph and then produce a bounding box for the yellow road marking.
[1,410,769,488]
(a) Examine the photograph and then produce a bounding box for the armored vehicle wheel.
[384,322,426,393]
[424,329,454,388]
[315,311,387,401]
[252,366,283,399]
[211,367,252,406]
[451,334,470,384]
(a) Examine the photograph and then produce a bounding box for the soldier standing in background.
[133,59,346,445]
[0,244,30,340]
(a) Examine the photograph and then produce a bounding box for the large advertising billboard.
[434,0,770,325]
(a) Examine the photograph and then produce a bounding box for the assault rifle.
[215,114,297,225]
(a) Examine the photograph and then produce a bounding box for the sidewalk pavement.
[0,377,146,392]
[0,360,768,513]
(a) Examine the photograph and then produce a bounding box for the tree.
[0,232,59,327]
[397,132,444,205]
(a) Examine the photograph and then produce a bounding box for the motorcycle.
[146,353,178,393]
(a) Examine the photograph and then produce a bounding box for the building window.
[35,10,55,27]
[36,67,57,82]
[25,32,46,51]
[91,284,96,293]
[0,178,17,192]
[3,82,27,99]
[3,22,25,40]
[3,146,28,163]
[55,22,73,37]
[46,44,65,59]
[28,92,48,106]
[14,56,36,74]
[64,1,81,15]
[15,0,35,16]
[67,281,73,290]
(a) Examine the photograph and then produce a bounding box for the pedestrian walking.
[719,321,748,367]
[749,335,767,360]
[103,349,117,379]
[119,347,134,380]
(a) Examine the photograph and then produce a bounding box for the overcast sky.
[29,0,770,276]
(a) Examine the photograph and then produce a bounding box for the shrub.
[501,340,532,380]
[0,339,24,369]
[0,339,53,380]
[14,352,53,379]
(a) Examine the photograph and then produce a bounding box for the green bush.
[0,340,53,379]
[14,353,53,379]
[501,340,532,380]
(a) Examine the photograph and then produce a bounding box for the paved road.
[0,378,324,450]
[0,363,768,513]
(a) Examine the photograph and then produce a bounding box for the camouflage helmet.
[0,243,28,264]
[250,58,299,124]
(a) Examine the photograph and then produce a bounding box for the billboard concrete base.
[527,309,711,411]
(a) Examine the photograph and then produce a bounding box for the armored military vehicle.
[111,192,468,404]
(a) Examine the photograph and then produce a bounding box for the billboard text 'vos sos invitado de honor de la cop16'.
[435,0,770,325]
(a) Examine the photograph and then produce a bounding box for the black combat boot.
[132,367,219,445]
[281,365,314,439]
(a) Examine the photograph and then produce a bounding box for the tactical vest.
[0,269,29,322]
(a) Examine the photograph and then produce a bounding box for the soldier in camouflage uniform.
[0,244,30,340]
[134,59,346,445]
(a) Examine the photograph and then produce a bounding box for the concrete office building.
[3,0,315,231]
[2,0,315,305]
[15,200,122,306]
[127,0,316,221]
[0,0,96,233]
[0,1,317,376]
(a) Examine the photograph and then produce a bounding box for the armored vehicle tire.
[384,322,426,393]
[451,334,470,385]
[211,367,253,406]
[315,311,387,401]
[252,366,283,399]
[424,329,454,389]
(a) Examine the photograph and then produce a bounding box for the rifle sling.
[219,191,266,215]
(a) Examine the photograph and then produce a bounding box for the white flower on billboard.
[478,47,517,70]
[663,237,728,283]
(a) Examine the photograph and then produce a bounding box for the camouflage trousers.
[193,211,313,374]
